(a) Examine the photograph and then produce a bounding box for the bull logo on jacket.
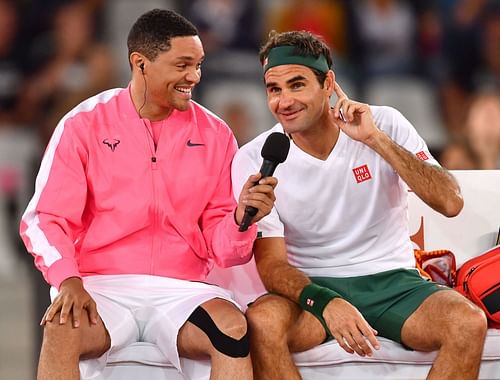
[102,139,120,152]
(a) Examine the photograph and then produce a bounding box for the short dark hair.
[259,30,333,86]
[127,9,198,62]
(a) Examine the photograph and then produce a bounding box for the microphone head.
[261,132,290,164]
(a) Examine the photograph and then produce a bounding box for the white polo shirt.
[231,106,440,277]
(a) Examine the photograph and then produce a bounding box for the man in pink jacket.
[20,9,276,380]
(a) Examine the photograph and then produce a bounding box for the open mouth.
[175,86,192,97]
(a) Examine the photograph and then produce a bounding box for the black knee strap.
[187,306,250,358]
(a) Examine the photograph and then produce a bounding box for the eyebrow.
[175,55,205,62]
[266,75,308,89]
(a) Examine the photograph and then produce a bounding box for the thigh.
[140,278,240,369]
[77,311,111,359]
[401,289,481,351]
[248,294,327,353]
[314,269,445,343]
[177,297,246,359]
[82,281,140,354]
[43,309,111,360]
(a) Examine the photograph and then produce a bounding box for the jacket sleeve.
[19,117,88,289]
[199,129,257,268]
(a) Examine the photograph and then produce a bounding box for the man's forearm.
[257,257,311,302]
[366,130,463,217]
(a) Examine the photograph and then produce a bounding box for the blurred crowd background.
[0,0,499,378]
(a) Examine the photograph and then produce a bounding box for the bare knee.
[190,303,250,359]
[43,312,110,359]
[444,302,488,348]
[43,315,81,348]
[214,308,248,341]
[246,297,292,343]
[456,304,487,339]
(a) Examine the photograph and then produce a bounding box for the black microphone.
[239,132,290,232]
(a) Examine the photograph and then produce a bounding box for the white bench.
[87,170,500,380]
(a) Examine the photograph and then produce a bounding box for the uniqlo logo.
[353,164,372,183]
[306,298,315,307]
[416,151,429,161]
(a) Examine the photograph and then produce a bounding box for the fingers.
[359,324,380,352]
[331,331,355,355]
[60,298,74,326]
[245,173,277,189]
[41,300,98,328]
[41,304,56,325]
[41,296,75,326]
[243,173,262,190]
[343,332,367,357]
[343,101,369,124]
[240,174,277,205]
[245,185,276,217]
[249,177,277,198]
[245,178,277,205]
[40,281,99,328]
[41,301,97,328]
[73,297,99,327]
[42,298,63,325]
[332,82,370,124]
[332,325,380,357]
[332,82,348,121]
[349,326,379,357]
[333,81,348,99]
[86,299,99,325]
[325,299,380,356]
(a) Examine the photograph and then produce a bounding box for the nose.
[277,91,294,110]
[186,68,201,84]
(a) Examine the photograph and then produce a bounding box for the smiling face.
[264,64,333,136]
[144,35,204,115]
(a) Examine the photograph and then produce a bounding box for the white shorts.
[50,274,239,378]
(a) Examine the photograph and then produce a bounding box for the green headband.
[263,46,330,74]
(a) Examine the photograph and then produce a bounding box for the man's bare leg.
[246,294,326,380]
[177,298,252,380]
[401,290,487,380]
[38,311,110,380]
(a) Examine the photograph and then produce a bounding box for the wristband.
[299,283,339,320]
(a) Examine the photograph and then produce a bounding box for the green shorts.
[311,268,448,343]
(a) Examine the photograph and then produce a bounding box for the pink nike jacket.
[20,86,257,289]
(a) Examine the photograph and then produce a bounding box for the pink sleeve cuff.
[215,215,257,268]
[227,219,258,243]
[47,258,81,290]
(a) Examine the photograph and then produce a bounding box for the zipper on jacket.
[142,119,159,269]
[142,119,159,171]
[149,155,160,273]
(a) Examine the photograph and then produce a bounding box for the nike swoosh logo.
[187,139,205,147]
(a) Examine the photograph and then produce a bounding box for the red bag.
[414,249,456,287]
[455,245,500,329]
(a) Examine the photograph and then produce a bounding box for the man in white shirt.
[231,30,487,380]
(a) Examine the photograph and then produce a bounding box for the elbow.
[441,195,464,218]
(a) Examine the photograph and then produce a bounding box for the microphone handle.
[238,160,277,232]
[259,160,278,178]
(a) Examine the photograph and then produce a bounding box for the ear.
[130,52,146,73]
[324,70,335,96]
